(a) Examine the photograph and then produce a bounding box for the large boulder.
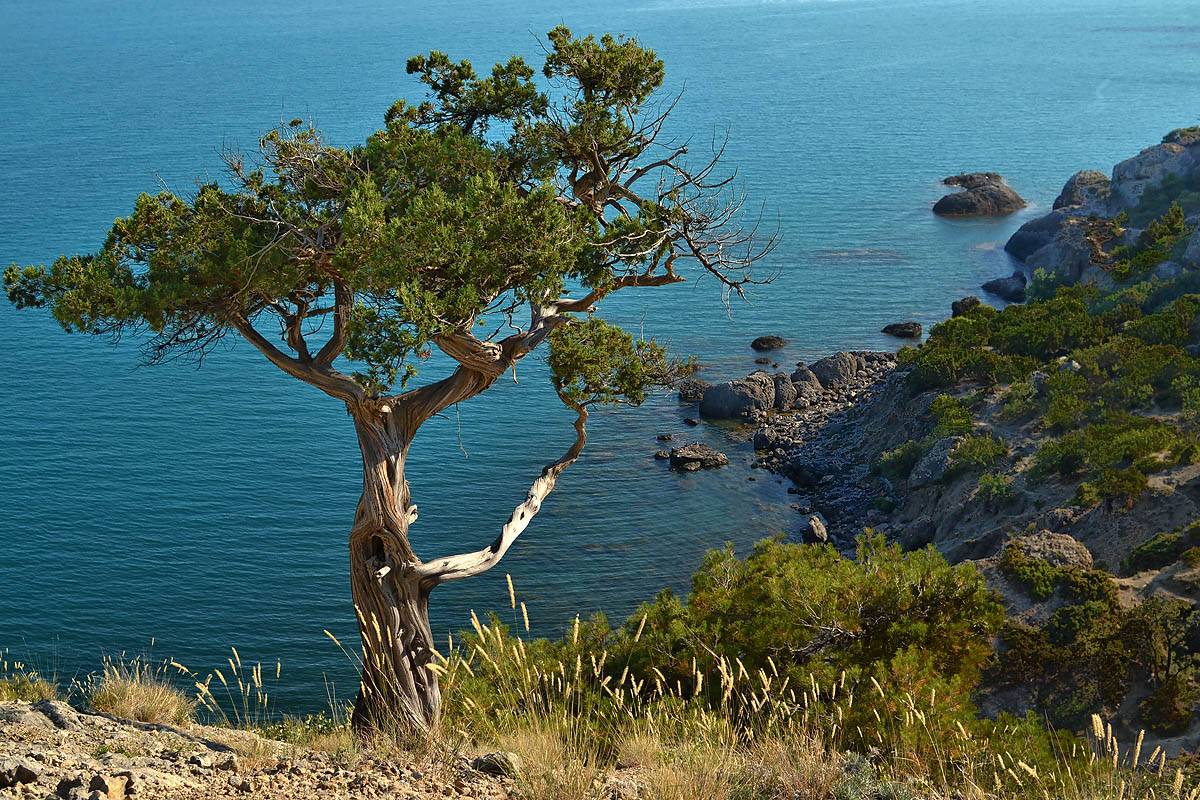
[1004,210,1070,261]
[790,365,822,393]
[676,377,710,404]
[933,173,1026,216]
[669,442,729,471]
[750,335,787,351]
[981,272,1027,302]
[803,514,828,544]
[1110,142,1199,212]
[1053,169,1112,213]
[1182,232,1200,269]
[1023,224,1094,282]
[699,372,775,419]
[1015,530,1094,571]
[951,296,981,317]
[771,372,797,409]
[908,436,963,489]
[881,321,922,339]
[809,352,862,389]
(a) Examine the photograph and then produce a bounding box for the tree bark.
[346,410,441,733]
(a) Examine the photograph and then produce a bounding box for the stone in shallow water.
[881,321,922,339]
[668,442,729,471]
[750,335,787,351]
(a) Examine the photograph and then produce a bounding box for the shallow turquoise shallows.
[2,0,1199,711]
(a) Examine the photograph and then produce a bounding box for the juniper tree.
[5,28,772,732]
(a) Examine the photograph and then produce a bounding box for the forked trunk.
[347,412,441,733]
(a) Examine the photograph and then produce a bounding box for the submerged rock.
[669,443,729,471]
[750,335,787,351]
[881,321,922,339]
[933,173,1026,216]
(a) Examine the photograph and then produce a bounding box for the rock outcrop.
[668,443,729,471]
[951,296,981,317]
[933,173,1026,217]
[676,377,710,404]
[1052,170,1111,213]
[881,321,922,339]
[809,352,863,389]
[981,272,1027,303]
[700,372,775,419]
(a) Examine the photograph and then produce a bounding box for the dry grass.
[1,650,59,701]
[89,655,195,726]
[498,717,600,800]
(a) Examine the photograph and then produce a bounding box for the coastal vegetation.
[2,30,772,734]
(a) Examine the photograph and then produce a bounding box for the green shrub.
[1139,672,1198,735]
[1180,546,1200,568]
[872,440,924,480]
[929,394,973,437]
[1124,532,1184,574]
[976,472,1015,506]
[1074,467,1149,510]
[999,544,1058,601]
[950,434,1007,472]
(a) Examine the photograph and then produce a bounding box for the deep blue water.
[2,0,1199,712]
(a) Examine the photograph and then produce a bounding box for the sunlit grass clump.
[87,653,195,726]
[0,650,58,702]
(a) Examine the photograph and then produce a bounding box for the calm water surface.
[2,0,1199,710]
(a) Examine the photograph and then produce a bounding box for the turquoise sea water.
[2,0,1199,711]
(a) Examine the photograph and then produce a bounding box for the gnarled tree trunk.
[347,411,441,733]
[344,391,589,734]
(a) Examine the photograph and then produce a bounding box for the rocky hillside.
[0,699,513,800]
[675,128,1200,755]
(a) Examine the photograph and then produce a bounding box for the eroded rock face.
[1015,530,1094,571]
[981,272,1027,303]
[933,173,1026,216]
[809,352,862,389]
[908,436,963,489]
[1023,224,1094,282]
[699,372,775,418]
[668,442,729,471]
[1110,141,1199,211]
[881,321,922,339]
[1053,169,1111,213]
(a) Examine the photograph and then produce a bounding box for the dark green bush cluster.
[871,394,1005,481]
[1126,175,1200,228]
[1030,412,1195,508]
[998,543,1117,605]
[1113,202,1192,280]
[1123,524,1200,574]
[995,558,1200,734]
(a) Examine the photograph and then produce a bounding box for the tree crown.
[7,28,771,420]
